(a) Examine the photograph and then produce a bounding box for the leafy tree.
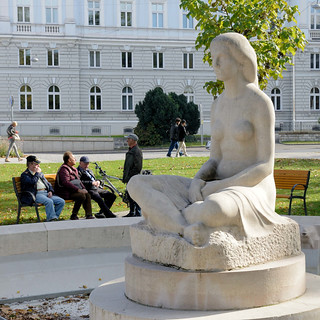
[180,0,307,96]
[134,87,180,144]
[169,92,200,135]
[134,88,201,145]
[134,122,163,146]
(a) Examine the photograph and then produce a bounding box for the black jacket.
[122,145,143,183]
[20,169,54,205]
[7,124,16,138]
[77,166,98,191]
[169,123,179,141]
[178,124,187,142]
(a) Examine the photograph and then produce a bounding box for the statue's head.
[210,32,258,87]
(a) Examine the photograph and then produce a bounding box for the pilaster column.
[0,0,9,22]
[64,0,76,35]
[65,0,75,23]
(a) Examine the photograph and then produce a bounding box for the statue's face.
[211,43,238,82]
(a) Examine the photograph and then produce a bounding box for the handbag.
[13,134,20,140]
[70,179,83,189]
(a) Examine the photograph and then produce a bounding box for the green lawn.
[1,157,319,225]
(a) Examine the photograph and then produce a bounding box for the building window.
[19,49,31,66]
[92,127,102,134]
[311,53,320,69]
[122,86,133,111]
[271,88,281,111]
[121,2,132,27]
[182,10,193,29]
[183,53,193,69]
[152,3,163,28]
[90,86,102,110]
[20,85,32,110]
[311,7,320,30]
[48,85,60,110]
[184,86,194,103]
[88,0,100,25]
[50,127,60,135]
[310,87,320,110]
[153,52,163,69]
[46,0,58,24]
[89,51,101,67]
[123,127,133,135]
[122,51,132,68]
[47,49,59,66]
[17,5,30,22]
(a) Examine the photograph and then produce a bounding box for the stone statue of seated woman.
[127,33,300,270]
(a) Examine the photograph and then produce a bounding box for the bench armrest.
[290,183,307,196]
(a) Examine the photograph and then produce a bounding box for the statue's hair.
[210,32,258,87]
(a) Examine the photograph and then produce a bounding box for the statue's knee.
[127,175,141,195]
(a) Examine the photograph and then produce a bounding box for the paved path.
[2,143,320,164]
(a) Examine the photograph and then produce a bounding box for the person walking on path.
[5,121,23,162]
[176,119,189,157]
[166,118,181,157]
[122,133,143,217]
[78,155,117,218]
[20,155,65,221]
[55,151,93,220]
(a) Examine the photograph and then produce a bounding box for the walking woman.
[5,121,22,162]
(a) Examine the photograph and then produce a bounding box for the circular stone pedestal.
[89,273,320,320]
[125,254,306,310]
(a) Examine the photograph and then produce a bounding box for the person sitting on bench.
[55,151,93,220]
[20,155,65,221]
[77,156,117,218]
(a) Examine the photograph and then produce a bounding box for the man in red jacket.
[55,151,93,220]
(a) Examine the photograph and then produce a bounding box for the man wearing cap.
[20,155,65,221]
[77,156,117,218]
[122,133,143,217]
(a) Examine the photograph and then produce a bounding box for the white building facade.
[0,0,214,137]
[0,0,319,137]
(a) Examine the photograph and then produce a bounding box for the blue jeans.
[167,140,179,156]
[36,191,65,221]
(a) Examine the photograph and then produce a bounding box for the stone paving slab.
[0,247,131,302]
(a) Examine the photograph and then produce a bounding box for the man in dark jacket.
[166,117,181,157]
[55,151,93,220]
[78,156,117,218]
[20,155,65,221]
[123,133,143,217]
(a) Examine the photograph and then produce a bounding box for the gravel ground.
[0,294,90,320]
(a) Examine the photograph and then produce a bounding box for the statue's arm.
[189,157,219,203]
[189,101,221,203]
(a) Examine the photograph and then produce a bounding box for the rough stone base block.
[130,219,301,271]
[125,254,306,310]
[89,273,320,320]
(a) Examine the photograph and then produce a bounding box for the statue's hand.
[201,180,223,198]
[189,178,206,203]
